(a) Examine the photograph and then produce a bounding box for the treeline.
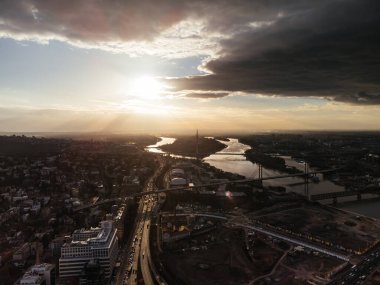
[160,136,226,158]
[245,149,301,174]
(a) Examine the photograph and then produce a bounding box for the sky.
[0,0,380,134]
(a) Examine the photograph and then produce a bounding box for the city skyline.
[0,0,380,133]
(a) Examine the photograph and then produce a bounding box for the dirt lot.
[363,270,380,285]
[256,205,380,253]
[161,227,284,285]
[160,223,350,285]
[251,246,345,284]
[282,250,345,279]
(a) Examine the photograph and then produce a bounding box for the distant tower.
[258,164,263,180]
[304,161,309,199]
[195,129,199,159]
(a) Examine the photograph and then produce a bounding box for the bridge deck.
[311,188,380,200]
[136,168,339,197]
[74,168,341,212]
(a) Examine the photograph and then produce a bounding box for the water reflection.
[146,137,346,195]
[145,137,378,219]
[145,137,196,159]
[204,139,300,188]
[204,138,346,195]
[145,137,176,153]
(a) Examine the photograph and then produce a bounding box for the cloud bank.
[168,0,380,105]
[1,0,380,104]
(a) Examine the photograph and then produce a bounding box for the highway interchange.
[160,211,380,285]
[328,249,380,285]
[112,159,378,285]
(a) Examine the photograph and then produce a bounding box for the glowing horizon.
[0,1,380,133]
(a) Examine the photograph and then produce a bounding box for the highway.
[84,155,166,285]
[139,174,169,285]
[115,156,163,285]
[234,222,350,261]
[115,229,135,284]
[122,191,153,285]
[129,221,142,285]
[161,212,229,221]
[328,249,380,285]
[139,194,154,285]
[116,198,144,285]
[119,156,167,285]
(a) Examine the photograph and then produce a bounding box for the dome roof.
[170,177,187,186]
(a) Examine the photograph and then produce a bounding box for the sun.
[130,75,165,100]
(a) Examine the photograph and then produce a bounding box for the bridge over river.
[73,168,340,212]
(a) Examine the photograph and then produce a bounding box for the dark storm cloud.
[336,92,380,105]
[170,0,380,105]
[184,92,229,99]
[0,0,330,42]
[1,0,380,104]
[0,0,189,41]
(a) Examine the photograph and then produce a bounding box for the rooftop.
[64,220,114,248]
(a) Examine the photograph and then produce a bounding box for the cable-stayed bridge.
[73,168,340,212]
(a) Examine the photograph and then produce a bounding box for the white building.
[13,243,31,268]
[15,275,44,285]
[14,263,55,285]
[59,220,118,280]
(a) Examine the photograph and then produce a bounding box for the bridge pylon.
[195,129,199,160]
[258,164,263,180]
[256,164,263,187]
[304,161,309,199]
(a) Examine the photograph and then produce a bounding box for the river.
[203,138,346,196]
[146,137,378,218]
[145,137,176,153]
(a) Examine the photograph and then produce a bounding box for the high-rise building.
[114,205,127,242]
[59,220,118,281]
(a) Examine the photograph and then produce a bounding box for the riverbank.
[214,136,230,142]
[245,149,301,175]
[145,136,380,221]
[160,136,226,158]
